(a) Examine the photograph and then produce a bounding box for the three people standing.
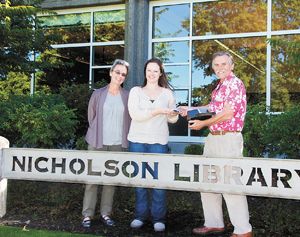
[81,52,252,236]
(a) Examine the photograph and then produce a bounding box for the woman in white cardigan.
[127,58,178,232]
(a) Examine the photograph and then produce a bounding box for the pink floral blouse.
[208,72,247,132]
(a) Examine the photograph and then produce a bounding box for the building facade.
[39,0,300,150]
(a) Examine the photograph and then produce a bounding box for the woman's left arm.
[167,90,179,124]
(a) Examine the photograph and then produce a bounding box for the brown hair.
[142,58,173,89]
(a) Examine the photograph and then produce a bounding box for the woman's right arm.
[87,91,97,126]
[128,87,155,121]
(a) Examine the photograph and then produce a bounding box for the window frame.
[149,0,300,142]
[38,4,126,88]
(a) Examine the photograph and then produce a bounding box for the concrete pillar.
[124,0,149,89]
[0,136,9,217]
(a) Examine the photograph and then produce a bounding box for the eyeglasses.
[113,70,127,78]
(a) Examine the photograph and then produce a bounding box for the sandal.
[82,216,91,228]
[101,215,115,226]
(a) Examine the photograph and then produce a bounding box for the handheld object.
[187,108,215,121]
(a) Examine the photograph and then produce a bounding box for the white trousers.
[82,145,123,218]
[201,133,252,234]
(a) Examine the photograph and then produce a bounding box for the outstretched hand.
[152,108,179,116]
[188,119,207,130]
[177,106,189,117]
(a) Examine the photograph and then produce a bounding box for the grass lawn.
[0,226,101,237]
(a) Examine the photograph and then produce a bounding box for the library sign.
[1,148,300,200]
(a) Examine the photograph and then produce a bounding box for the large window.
[38,6,125,91]
[150,0,300,142]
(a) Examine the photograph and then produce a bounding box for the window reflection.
[174,89,188,106]
[92,68,111,88]
[192,37,266,106]
[94,10,125,42]
[169,89,189,136]
[165,65,189,89]
[193,0,267,36]
[272,1,300,31]
[38,47,90,92]
[271,35,300,111]
[153,4,189,38]
[37,8,125,95]
[153,41,189,63]
[39,13,91,44]
[93,45,124,66]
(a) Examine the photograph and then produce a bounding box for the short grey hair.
[212,51,234,65]
[110,59,130,73]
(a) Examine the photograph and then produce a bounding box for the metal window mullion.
[270,29,300,36]
[92,65,113,69]
[191,31,268,41]
[91,40,125,46]
[51,43,90,48]
[164,62,189,66]
[148,3,154,58]
[89,11,94,89]
[188,1,194,137]
[266,0,272,110]
[152,32,269,44]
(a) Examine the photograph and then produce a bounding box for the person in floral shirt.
[179,51,252,237]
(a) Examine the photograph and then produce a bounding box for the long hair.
[142,58,173,89]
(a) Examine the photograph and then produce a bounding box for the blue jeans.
[129,141,168,223]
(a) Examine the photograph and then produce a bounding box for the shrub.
[75,136,88,150]
[58,83,92,139]
[184,144,204,155]
[243,104,269,157]
[0,94,77,148]
[58,81,108,140]
[264,105,300,159]
[243,104,300,159]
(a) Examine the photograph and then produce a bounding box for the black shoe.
[101,215,115,227]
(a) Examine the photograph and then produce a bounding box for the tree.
[0,71,50,99]
[0,0,58,79]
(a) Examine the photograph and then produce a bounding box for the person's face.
[110,64,128,86]
[145,62,161,84]
[212,55,234,81]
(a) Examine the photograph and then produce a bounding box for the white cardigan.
[127,86,178,145]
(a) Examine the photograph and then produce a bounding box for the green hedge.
[243,104,300,159]
[0,94,77,148]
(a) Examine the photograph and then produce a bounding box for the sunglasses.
[113,70,127,78]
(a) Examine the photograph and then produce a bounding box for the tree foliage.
[264,105,300,159]
[0,71,50,99]
[243,104,300,159]
[0,0,58,79]
[0,94,77,148]
[243,104,270,157]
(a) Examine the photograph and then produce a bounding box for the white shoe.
[130,219,144,229]
[154,222,165,232]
